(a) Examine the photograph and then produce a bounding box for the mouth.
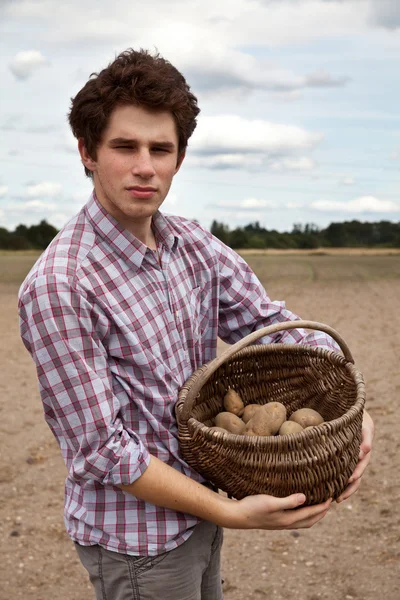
[126,186,157,199]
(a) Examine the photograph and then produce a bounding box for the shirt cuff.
[300,331,341,353]
[99,428,151,487]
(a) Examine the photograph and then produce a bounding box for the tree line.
[1,218,400,250]
[0,220,59,250]
[211,220,400,249]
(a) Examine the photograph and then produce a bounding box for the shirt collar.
[84,191,179,269]
[152,210,178,251]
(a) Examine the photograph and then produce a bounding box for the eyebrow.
[108,137,176,149]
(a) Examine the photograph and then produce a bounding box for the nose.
[132,150,156,179]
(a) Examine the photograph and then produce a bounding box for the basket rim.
[176,342,364,429]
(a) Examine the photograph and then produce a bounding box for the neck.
[93,186,157,250]
[126,219,157,249]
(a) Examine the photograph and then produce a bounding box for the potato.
[223,389,245,417]
[246,402,287,436]
[242,404,262,424]
[279,421,304,435]
[289,408,324,428]
[215,412,246,435]
[208,426,228,434]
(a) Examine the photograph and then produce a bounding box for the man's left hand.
[336,409,374,503]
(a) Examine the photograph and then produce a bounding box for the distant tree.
[246,233,267,249]
[8,235,32,250]
[304,223,320,235]
[324,222,348,247]
[297,234,319,249]
[0,227,11,249]
[210,220,230,245]
[291,223,303,235]
[244,221,264,234]
[25,220,59,249]
[229,228,249,249]
[15,224,29,238]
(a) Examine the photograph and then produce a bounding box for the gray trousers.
[74,520,224,600]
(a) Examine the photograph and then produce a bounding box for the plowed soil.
[1,251,399,600]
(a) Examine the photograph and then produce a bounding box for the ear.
[174,150,186,175]
[78,138,97,173]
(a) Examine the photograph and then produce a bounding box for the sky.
[1,0,400,233]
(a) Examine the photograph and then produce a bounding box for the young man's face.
[79,104,184,230]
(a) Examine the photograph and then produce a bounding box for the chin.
[126,207,158,219]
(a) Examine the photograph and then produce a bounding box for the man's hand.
[221,493,332,530]
[119,454,332,531]
[336,409,374,503]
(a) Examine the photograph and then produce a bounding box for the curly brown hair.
[68,48,200,177]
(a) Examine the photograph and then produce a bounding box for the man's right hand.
[221,493,332,530]
[119,455,332,531]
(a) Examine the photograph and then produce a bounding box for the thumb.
[270,493,306,511]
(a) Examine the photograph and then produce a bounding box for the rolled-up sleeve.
[18,274,150,486]
[213,239,340,353]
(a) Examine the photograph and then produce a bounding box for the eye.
[152,147,170,153]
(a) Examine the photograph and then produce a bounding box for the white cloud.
[369,0,400,30]
[287,201,305,209]
[213,198,279,210]
[0,185,8,197]
[220,0,370,47]
[25,182,62,198]
[241,198,274,209]
[9,50,49,80]
[48,213,72,228]
[312,196,400,213]
[191,116,323,156]
[341,177,356,185]
[186,153,264,170]
[270,157,316,171]
[25,124,57,134]
[163,192,178,208]
[0,115,23,131]
[213,197,309,212]
[4,0,371,47]
[4,0,397,61]
[305,70,350,88]
[186,117,321,171]
[6,201,70,229]
[10,200,57,212]
[2,2,351,96]
[24,200,57,209]
[62,132,78,154]
[179,49,348,94]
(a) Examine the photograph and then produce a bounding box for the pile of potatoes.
[209,389,325,437]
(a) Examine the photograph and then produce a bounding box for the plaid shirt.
[18,192,339,556]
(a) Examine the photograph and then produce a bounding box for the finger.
[360,411,374,454]
[281,498,332,527]
[349,452,371,483]
[337,477,362,503]
[285,506,331,530]
[360,442,372,459]
[266,493,307,512]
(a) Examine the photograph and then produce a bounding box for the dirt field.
[1,251,399,600]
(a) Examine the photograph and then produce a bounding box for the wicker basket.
[176,321,365,505]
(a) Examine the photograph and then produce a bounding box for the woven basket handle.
[176,320,353,422]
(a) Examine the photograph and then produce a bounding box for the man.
[18,49,374,600]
